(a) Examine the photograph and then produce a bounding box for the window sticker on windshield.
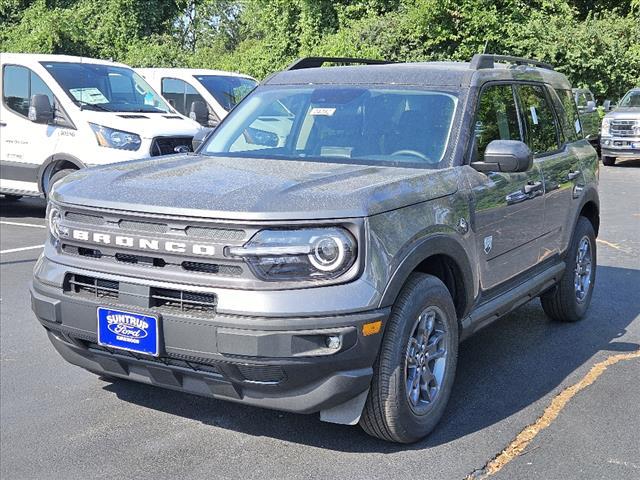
[574,118,582,133]
[310,107,336,116]
[530,106,539,125]
[69,87,109,104]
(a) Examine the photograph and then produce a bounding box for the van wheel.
[602,156,616,166]
[360,273,458,443]
[541,217,596,322]
[45,168,75,196]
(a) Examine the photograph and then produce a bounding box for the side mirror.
[586,100,596,112]
[189,100,209,126]
[603,100,615,112]
[192,127,214,152]
[28,94,53,124]
[471,140,533,173]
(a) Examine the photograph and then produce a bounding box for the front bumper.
[600,136,640,158]
[31,260,388,420]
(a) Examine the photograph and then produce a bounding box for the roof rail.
[286,57,393,71]
[470,54,554,71]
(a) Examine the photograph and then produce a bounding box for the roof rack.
[286,57,393,71]
[470,54,554,71]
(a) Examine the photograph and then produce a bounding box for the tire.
[2,194,22,201]
[360,273,458,443]
[602,156,616,166]
[541,216,596,322]
[45,168,76,196]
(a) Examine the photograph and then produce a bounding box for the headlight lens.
[90,123,141,151]
[46,204,68,240]
[228,228,357,281]
[601,118,611,135]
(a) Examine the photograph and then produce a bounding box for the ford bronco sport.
[32,55,600,443]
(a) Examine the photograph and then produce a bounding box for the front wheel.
[541,216,596,322]
[602,156,616,166]
[360,273,458,443]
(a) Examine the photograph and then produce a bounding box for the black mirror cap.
[28,94,53,124]
[471,140,533,173]
[192,127,215,152]
[189,100,209,125]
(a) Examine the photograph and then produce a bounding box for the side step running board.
[460,262,565,340]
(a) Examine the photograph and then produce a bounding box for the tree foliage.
[1,0,638,99]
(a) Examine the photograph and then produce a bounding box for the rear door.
[516,83,582,260]
[467,83,546,291]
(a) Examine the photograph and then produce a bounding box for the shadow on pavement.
[0,197,47,220]
[102,264,640,453]
[609,158,640,168]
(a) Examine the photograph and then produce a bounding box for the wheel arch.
[37,154,85,193]
[379,234,475,321]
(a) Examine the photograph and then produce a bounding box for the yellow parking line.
[467,350,640,479]
[596,238,624,251]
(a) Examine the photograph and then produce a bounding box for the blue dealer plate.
[97,307,159,356]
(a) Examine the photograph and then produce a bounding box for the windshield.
[619,90,640,108]
[194,75,257,111]
[41,61,172,113]
[203,86,458,168]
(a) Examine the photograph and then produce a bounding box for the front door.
[466,83,546,291]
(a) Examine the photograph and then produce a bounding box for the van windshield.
[194,75,258,111]
[41,62,172,113]
[203,86,458,168]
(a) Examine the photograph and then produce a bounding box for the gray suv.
[32,55,600,443]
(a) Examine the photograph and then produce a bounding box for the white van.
[136,68,257,128]
[0,53,202,199]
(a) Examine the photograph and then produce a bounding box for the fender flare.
[37,154,85,193]
[379,233,475,318]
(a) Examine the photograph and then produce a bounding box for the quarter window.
[551,88,581,143]
[2,65,55,118]
[473,84,522,159]
[517,85,559,155]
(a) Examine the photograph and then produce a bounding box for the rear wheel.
[541,217,596,322]
[602,156,616,166]
[360,273,458,443]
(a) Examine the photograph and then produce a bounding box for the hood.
[79,110,201,138]
[52,155,459,221]
[605,107,640,120]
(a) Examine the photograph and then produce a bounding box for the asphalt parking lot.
[1,160,639,480]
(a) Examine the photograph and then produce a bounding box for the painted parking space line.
[0,221,46,229]
[0,245,44,255]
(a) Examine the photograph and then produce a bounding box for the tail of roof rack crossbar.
[286,57,393,71]
[470,54,554,71]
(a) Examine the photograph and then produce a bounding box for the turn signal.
[362,320,382,336]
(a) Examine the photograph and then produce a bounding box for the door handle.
[523,181,543,195]
[567,170,581,180]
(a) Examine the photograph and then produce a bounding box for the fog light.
[325,336,341,350]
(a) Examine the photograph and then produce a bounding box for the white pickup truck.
[601,88,640,166]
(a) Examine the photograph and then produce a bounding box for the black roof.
[264,59,571,90]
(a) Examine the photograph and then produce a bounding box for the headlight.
[90,123,141,151]
[46,204,68,240]
[228,228,357,281]
[601,118,611,136]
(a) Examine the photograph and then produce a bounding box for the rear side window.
[517,85,559,155]
[161,77,207,117]
[550,88,581,143]
[3,65,54,118]
[473,84,522,159]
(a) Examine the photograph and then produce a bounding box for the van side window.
[473,84,522,159]
[3,65,30,116]
[516,85,559,155]
[3,65,55,118]
[550,88,580,143]
[161,78,207,117]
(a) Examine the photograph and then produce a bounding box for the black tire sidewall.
[376,274,459,442]
[46,169,75,196]
[560,217,597,319]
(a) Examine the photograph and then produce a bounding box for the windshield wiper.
[75,100,111,112]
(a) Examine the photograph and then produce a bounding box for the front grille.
[150,136,193,156]
[118,219,168,234]
[65,212,105,225]
[65,274,119,300]
[236,364,286,383]
[150,287,217,316]
[186,226,245,241]
[115,253,166,267]
[64,274,217,317]
[611,120,638,137]
[182,261,243,276]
